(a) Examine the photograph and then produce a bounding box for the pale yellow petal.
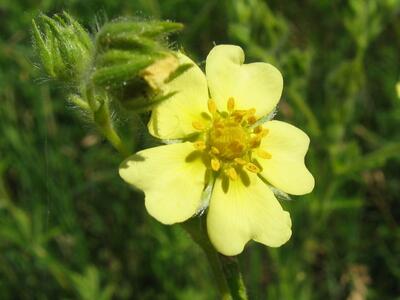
[148,53,209,139]
[259,120,314,195]
[207,173,292,256]
[205,45,283,117]
[119,142,207,224]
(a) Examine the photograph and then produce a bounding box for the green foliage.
[1,0,400,299]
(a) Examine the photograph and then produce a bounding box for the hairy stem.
[84,85,130,157]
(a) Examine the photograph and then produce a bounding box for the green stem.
[182,217,248,300]
[84,85,130,157]
[100,123,130,157]
[220,256,248,300]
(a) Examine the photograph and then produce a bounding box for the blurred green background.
[1,0,400,299]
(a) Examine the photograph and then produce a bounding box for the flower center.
[208,119,248,160]
[192,97,272,180]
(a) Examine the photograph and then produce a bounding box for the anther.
[247,115,257,125]
[249,136,262,148]
[233,115,244,123]
[253,126,263,134]
[192,121,205,131]
[208,99,217,115]
[245,162,261,173]
[232,110,247,117]
[211,158,221,171]
[256,148,272,159]
[234,158,247,165]
[226,167,238,180]
[193,141,206,151]
[227,97,235,112]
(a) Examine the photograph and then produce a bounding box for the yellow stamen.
[247,115,257,125]
[256,148,272,159]
[193,141,206,151]
[234,158,247,165]
[226,167,238,180]
[203,99,270,171]
[227,97,235,112]
[245,162,260,173]
[208,99,217,114]
[211,158,221,171]
[211,146,220,155]
[232,110,247,117]
[192,121,205,131]
[253,126,263,134]
[233,114,244,123]
[249,136,262,148]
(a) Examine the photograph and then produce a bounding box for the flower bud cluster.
[32,13,183,111]
[32,13,184,155]
[32,12,93,83]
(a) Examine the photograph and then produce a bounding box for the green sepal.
[97,33,163,53]
[95,50,140,67]
[91,55,156,86]
[32,13,93,82]
[32,19,55,77]
[97,20,183,40]
[62,12,93,52]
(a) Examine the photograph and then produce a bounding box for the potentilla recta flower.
[119,45,314,256]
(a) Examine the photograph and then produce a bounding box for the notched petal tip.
[206,44,284,116]
[207,174,293,256]
[207,44,245,65]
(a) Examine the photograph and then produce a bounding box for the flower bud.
[92,19,183,111]
[32,12,93,82]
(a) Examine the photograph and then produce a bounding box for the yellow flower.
[119,45,314,256]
